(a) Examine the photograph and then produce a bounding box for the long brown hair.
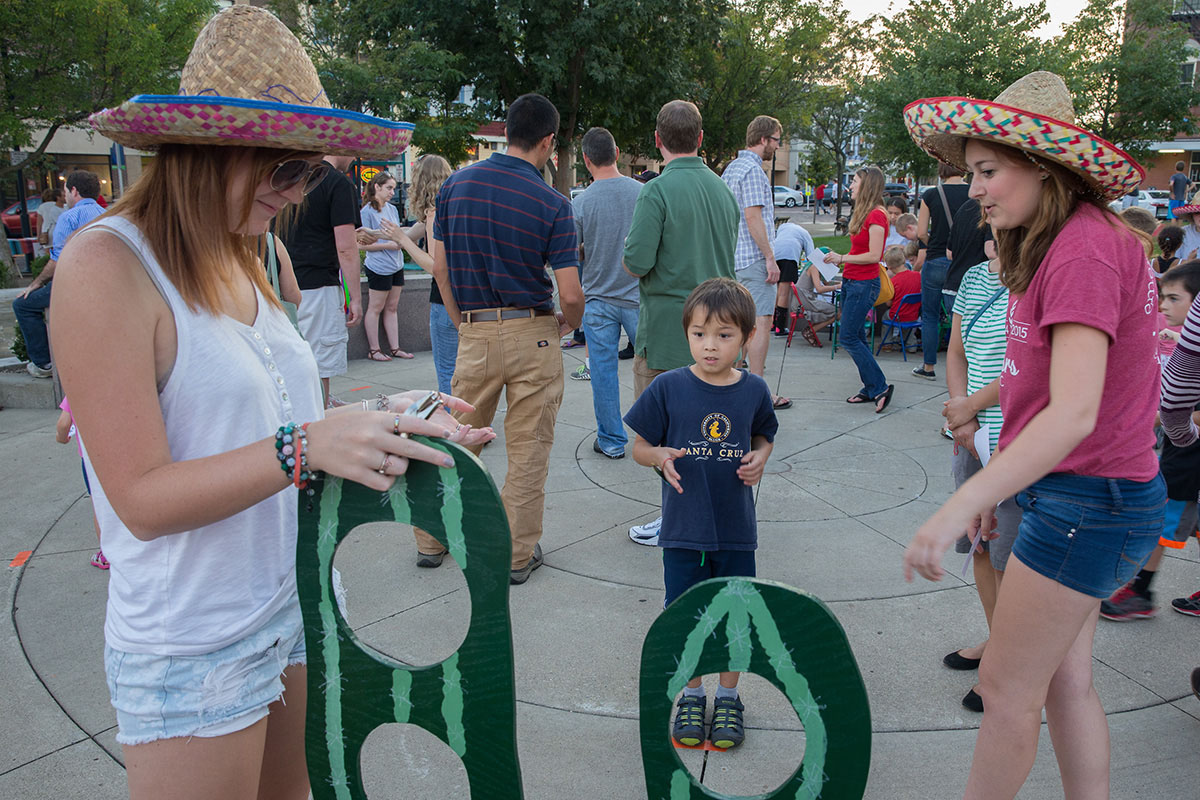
[408,154,452,220]
[849,166,885,235]
[365,171,396,212]
[106,144,312,312]
[983,144,1137,295]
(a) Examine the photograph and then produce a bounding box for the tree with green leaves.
[273,0,488,165]
[692,0,847,172]
[858,0,1054,178]
[1055,0,1199,164]
[397,0,727,193]
[801,85,865,219]
[0,0,215,180]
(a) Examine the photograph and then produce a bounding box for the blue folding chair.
[874,293,922,361]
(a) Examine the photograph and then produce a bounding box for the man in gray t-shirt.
[573,127,642,458]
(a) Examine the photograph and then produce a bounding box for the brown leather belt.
[461,307,554,323]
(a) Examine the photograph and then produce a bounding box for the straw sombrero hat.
[903,71,1142,201]
[1175,204,1200,217]
[89,6,412,160]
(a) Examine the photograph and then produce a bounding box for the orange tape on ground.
[348,386,372,392]
[8,551,32,567]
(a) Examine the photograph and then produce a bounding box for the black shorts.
[777,258,799,284]
[662,547,756,608]
[366,268,404,291]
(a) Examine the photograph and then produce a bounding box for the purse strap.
[264,233,280,294]
[963,282,1006,343]
[936,184,955,233]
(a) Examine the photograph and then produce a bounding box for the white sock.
[682,685,705,699]
[585,357,590,368]
[715,685,739,700]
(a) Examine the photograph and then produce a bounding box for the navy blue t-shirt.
[624,368,778,551]
[433,153,579,311]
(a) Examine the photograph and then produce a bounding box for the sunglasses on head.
[270,159,329,195]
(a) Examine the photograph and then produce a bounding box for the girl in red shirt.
[824,166,894,412]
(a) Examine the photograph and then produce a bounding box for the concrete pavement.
[2,332,1199,798]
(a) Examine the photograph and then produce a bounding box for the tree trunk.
[553,141,575,197]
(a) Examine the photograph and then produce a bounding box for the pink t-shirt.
[998,204,1160,481]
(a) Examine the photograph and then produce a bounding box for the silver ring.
[377,454,390,474]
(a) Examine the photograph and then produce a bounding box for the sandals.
[672,694,706,747]
[875,384,895,414]
[90,550,109,570]
[801,326,821,347]
[773,396,793,410]
[388,348,414,359]
[367,349,392,362]
[846,392,872,404]
[710,695,745,749]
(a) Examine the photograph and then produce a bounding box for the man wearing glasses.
[721,115,790,410]
[431,92,584,585]
[274,155,364,408]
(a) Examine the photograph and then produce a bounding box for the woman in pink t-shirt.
[901,72,1165,799]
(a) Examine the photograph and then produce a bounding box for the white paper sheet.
[815,260,841,283]
[973,424,992,467]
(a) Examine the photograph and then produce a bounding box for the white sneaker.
[629,516,662,546]
[26,361,52,378]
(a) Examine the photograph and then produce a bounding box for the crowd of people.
[14,4,1200,798]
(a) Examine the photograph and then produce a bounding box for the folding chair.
[874,293,922,361]
[786,283,822,348]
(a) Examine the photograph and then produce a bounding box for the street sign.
[10,151,29,166]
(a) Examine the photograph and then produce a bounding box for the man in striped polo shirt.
[432,93,585,585]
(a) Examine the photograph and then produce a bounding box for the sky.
[846,0,1092,39]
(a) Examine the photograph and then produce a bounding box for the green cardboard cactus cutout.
[295,437,524,799]
[639,578,871,800]
[297,439,871,799]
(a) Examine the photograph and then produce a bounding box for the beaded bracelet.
[275,422,318,510]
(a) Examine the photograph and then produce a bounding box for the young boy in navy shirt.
[624,278,778,749]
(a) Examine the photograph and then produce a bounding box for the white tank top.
[79,217,324,655]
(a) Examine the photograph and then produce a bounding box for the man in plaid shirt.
[721,115,790,409]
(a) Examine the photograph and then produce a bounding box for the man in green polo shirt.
[622,99,739,545]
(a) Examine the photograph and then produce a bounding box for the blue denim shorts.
[1011,472,1165,598]
[104,599,306,745]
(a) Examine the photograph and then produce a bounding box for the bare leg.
[965,557,1103,799]
[1045,610,1109,800]
[257,665,311,800]
[364,288,388,355]
[775,282,791,309]
[1142,544,1165,572]
[748,315,771,376]
[382,285,408,356]
[125,718,268,800]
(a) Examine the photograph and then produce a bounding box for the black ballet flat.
[943,650,982,670]
[962,688,984,713]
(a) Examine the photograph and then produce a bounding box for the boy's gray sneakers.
[509,543,543,585]
[629,516,662,546]
[26,361,52,378]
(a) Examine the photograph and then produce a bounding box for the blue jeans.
[582,299,638,454]
[840,277,888,398]
[429,302,459,395]
[13,283,53,367]
[920,256,950,368]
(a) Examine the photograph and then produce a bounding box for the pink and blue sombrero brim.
[903,96,1143,201]
[90,94,413,160]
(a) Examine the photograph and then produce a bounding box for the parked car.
[883,183,913,204]
[2,198,43,238]
[1146,189,1171,219]
[1109,189,1172,220]
[570,186,587,201]
[773,185,806,207]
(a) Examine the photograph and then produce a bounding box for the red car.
[2,198,43,238]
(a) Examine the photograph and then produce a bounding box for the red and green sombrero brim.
[90,95,414,161]
[903,96,1144,201]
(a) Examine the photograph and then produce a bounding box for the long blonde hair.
[105,144,309,312]
[848,166,885,236]
[408,154,452,220]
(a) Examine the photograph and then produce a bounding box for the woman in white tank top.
[53,8,494,799]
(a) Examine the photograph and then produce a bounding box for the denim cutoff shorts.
[104,598,306,745]
[1011,472,1166,598]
